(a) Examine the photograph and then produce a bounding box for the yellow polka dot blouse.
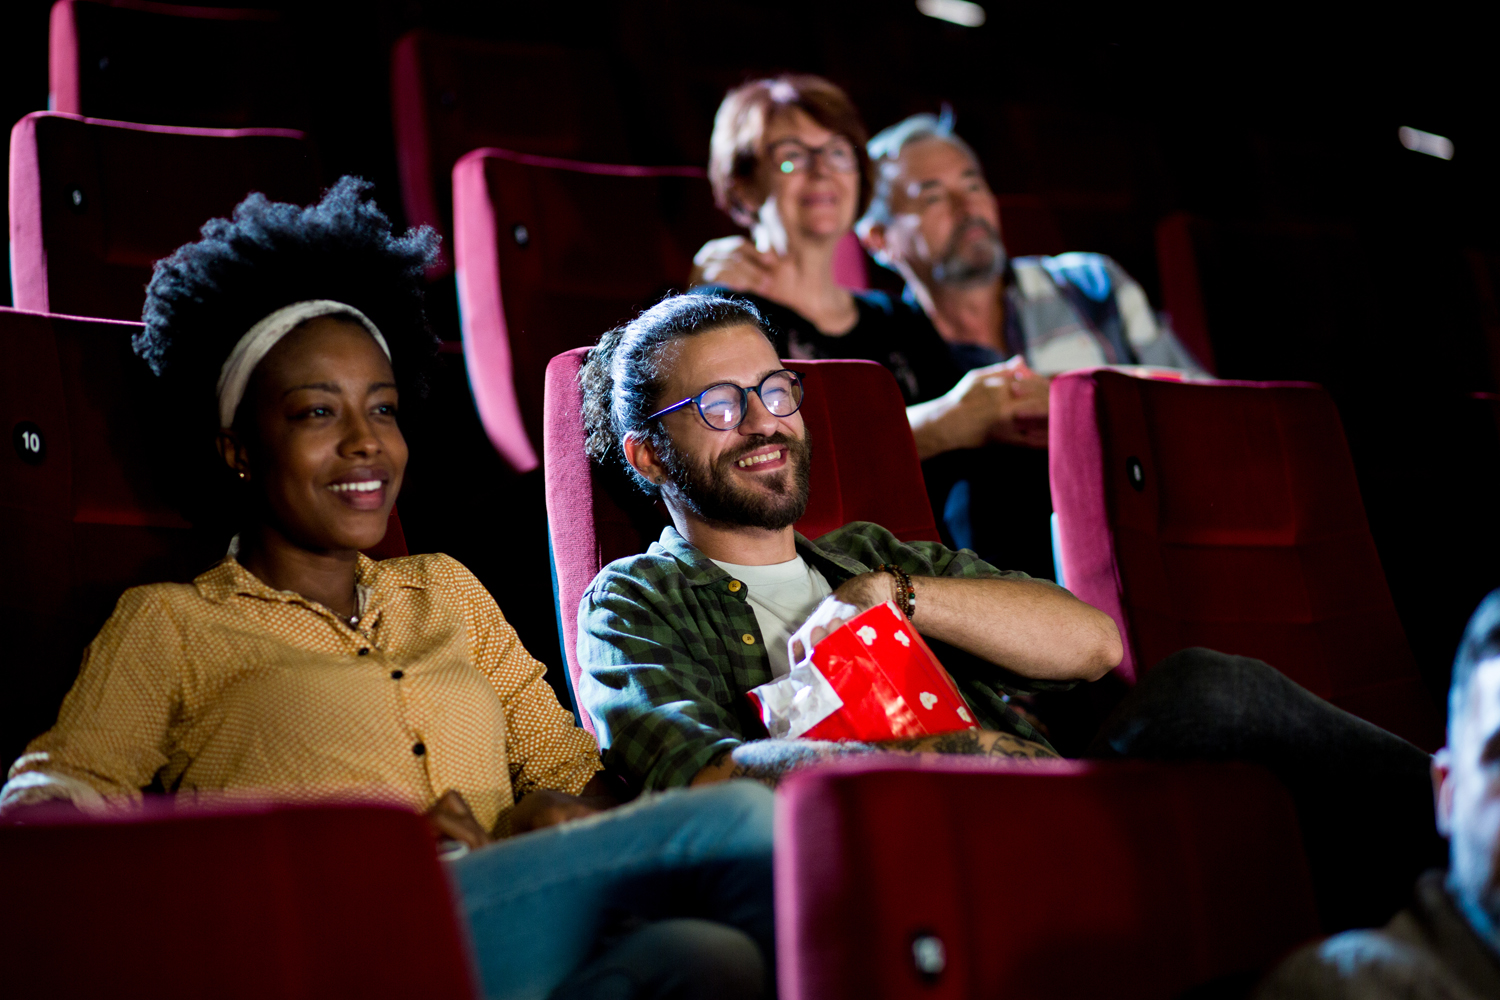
[4,553,601,833]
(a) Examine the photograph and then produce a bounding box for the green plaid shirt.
[577,521,1070,790]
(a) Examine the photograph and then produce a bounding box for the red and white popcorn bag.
[746,601,979,742]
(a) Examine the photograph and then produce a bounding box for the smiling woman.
[1,179,775,1000]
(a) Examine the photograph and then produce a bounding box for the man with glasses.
[574,292,1443,931]
[575,292,1120,792]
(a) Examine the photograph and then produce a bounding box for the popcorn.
[746,601,979,742]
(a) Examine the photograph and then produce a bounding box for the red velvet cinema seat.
[392,30,632,276]
[1049,369,1443,750]
[9,111,320,321]
[49,0,310,131]
[777,758,1320,1000]
[0,307,405,772]
[543,349,939,734]
[0,801,474,999]
[453,148,733,473]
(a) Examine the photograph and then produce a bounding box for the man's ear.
[1432,746,1455,838]
[216,429,251,480]
[621,432,666,487]
[858,219,892,267]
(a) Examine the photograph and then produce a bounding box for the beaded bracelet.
[875,563,916,621]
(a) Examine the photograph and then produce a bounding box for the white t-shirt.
[710,555,833,678]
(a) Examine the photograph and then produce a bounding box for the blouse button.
[357,648,370,656]
[390,670,404,680]
[412,743,426,757]
[741,633,756,645]
[728,580,742,593]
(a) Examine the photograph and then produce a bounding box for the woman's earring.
[237,471,248,480]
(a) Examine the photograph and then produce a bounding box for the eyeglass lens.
[774,139,857,175]
[698,372,802,428]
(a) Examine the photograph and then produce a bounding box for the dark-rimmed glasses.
[648,369,805,431]
[768,138,858,176]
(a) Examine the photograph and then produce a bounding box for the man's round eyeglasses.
[770,138,858,176]
[648,369,805,431]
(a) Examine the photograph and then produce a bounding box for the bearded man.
[573,292,1442,932]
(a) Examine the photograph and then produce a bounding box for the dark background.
[4,0,1498,720]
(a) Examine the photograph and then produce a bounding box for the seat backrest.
[392,30,632,276]
[1049,368,1442,749]
[776,758,1320,1000]
[0,801,474,999]
[996,193,1068,257]
[1154,212,1218,375]
[0,308,404,770]
[49,0,310,130]
[453,148,733,473]
[543,348,939,734]
[9,111,320,320]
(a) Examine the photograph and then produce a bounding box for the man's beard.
[931,216,1008,287]
[658,431,812,531]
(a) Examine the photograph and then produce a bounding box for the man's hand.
[787,571,900,664]
[690,236,783,296]
[509,789,610,835]
[908,357,1051,459]
[425,789,493,851]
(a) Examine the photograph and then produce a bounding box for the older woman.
[694,74,1048,456]
[0,179,772,1000]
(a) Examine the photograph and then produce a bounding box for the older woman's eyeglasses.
[648,370,805,431]
[769,138,858,175]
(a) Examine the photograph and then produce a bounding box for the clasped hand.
[942,357,1050,450]
[424,786,610,851]
[787,571,901,665]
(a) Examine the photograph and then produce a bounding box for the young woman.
[0,178,773,1000]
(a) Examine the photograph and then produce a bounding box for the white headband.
[216,299,391,428]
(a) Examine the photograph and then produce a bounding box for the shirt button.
[728,580,742,593]
[741,633,756,645]
[390,670,404,680]
[412,743,426,757]
[357,648,370,656]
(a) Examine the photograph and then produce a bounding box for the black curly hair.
[135,175,440,528]
[579,293,772,496]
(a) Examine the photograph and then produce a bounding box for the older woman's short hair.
[708,74,873,227]
[859,107,981,233]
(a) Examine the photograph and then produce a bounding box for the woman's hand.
[690,236,781,295]
[509,789,609,834]
[787,572,900,664]
[425,789,493,850]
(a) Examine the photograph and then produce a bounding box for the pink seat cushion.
[8,111,320,321]
[776,758,1319,1000]
[0,801,474,999]
[1050,369,1442,749]
[544,348,939,734]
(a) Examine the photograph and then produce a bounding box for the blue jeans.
[448,780,775,1000]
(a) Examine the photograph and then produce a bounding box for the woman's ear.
[621,432,667,487]
[216,429,252,481]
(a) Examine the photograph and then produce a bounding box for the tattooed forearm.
[721,740,880,788]
[883,729,1060,760]
[707,728,1058,789]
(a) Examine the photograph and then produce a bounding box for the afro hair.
[134,176,440,528]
